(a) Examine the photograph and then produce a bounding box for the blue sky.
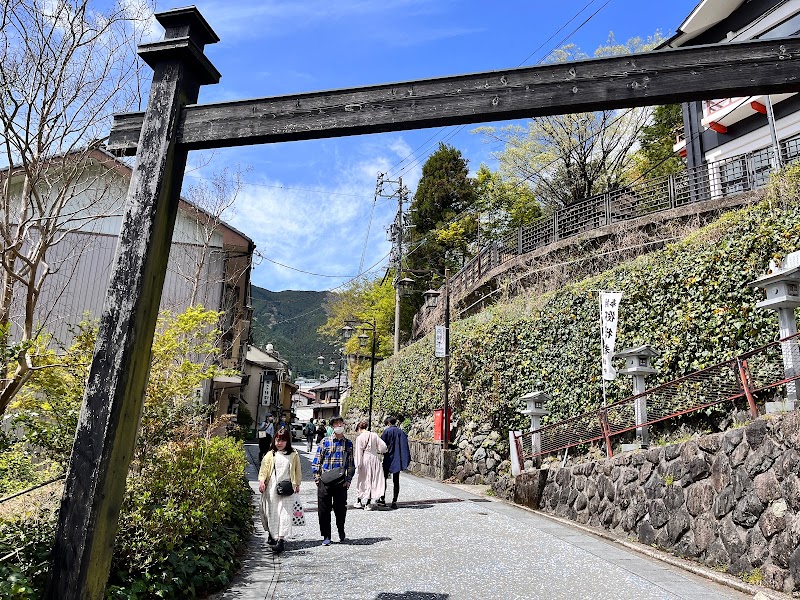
[148,0,700,292]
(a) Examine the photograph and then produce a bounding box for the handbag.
[319,446,349,487]
[276,479,294,496]
[273,455,294,496]
[292,498,306,527]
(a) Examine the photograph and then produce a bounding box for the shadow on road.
[374,593,449,600]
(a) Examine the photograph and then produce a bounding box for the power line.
[184,172,374,200]
[260,256,359,279]
[385,0,615,183]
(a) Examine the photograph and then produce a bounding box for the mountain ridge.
[249,286,332,378]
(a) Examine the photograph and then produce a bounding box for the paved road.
[215,443,753,600]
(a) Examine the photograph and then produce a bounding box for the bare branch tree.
[0,0,152,414]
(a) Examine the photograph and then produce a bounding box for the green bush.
[0,436,251,599]
[348,168,800,438]
[108,436,251,598]
[0,500,58,600]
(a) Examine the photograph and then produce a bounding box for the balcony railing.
[414,142,791,336]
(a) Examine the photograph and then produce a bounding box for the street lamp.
[422,268,450,447]
[318,347,345,412]
[344,319,377,430]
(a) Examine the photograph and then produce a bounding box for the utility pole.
[375,173,410,354]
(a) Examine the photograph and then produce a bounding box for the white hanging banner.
[600,291,623,381]
[434,325,447,357]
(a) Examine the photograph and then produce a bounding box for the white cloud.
[214,134,424,291]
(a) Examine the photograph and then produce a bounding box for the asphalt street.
[212,443,754,600]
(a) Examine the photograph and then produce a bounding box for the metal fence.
[511,332,800,468]
[440,143,789,312]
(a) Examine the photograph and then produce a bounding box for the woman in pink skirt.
[354,420,387,510]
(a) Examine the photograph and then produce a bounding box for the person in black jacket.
[378,416,410,510]
[315,420,327,444]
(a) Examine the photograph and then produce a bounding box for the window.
[756,12,800,40]
[717,147,772,196]
[782,135,800,164]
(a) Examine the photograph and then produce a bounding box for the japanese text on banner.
[600,292,623,381]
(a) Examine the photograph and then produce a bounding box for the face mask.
[333,426,344,434]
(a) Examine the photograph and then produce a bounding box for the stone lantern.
[750,252,800,412]
[614,345,658,448]
[520,391,550,457]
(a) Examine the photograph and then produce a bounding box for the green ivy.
[346,167,800,440]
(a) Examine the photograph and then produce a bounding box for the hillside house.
[3,148,254,420]
[308,373,348,422]
[240,344,297,433]
[666,0,800,188]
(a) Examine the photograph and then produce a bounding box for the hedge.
[346,168,800,437]
[0,436,251,599]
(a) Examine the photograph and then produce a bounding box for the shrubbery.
[346,167,800,439]
[0,437,250,599]
[108,437,251,599]
[0,306,252,598]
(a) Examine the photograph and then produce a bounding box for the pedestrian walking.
[258,427,302,554]
[378,416,410,509]
[326,421,334,437]
[304,419,316,452]
[311,415,355,546]
[354,420,387,510]
[315,420,326,444]
[257,418,273,463]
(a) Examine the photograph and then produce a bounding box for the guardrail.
[510,332,800,470]
[416,143,790,335]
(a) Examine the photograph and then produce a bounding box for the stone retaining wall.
[408,440,456,480]
[525,413,800,594]
[451,422,509,485]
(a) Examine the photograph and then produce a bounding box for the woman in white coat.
[258,427,302,553]
[354,420,387,510]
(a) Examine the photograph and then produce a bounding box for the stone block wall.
[452,423,508,485]
[534,413,800,593]
[408,440,456,480]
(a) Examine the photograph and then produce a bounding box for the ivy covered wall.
[346,169,800,439]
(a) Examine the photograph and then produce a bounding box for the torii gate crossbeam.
[45,6,800,599]
[108,37,800,154]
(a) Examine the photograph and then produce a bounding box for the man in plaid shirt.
[311,415,355,546]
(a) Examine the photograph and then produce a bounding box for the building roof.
[245,344,289,370]
[309,373,347,392]
[662,0,748,48]
[15,146,256,248]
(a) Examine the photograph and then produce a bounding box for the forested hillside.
[249,286,331,377]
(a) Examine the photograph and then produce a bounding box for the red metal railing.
[512,332,800,467]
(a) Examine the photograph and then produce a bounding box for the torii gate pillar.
[45,8,220,599]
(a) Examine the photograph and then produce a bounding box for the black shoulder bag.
[319,443,349,487]
[273,452,295,496]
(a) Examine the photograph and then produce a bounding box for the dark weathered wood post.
[44,8,220,599]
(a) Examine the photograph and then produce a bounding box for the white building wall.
[7,162,228,348]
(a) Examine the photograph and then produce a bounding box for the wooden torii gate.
[44,6,800,598]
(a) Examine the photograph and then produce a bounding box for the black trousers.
[258,434,272,463]
[317,481,347,539]
[306,434,314,452]
[382,465,400,503]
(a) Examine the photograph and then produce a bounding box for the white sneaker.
[354,500,364,509]
[364,503,373,511]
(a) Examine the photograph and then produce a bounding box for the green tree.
[474,33,663,210]
[11,306,232,470]
[474,165,541,243]
[319,275,396,379]
[633,104,686,179]
[407,143,479,281]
